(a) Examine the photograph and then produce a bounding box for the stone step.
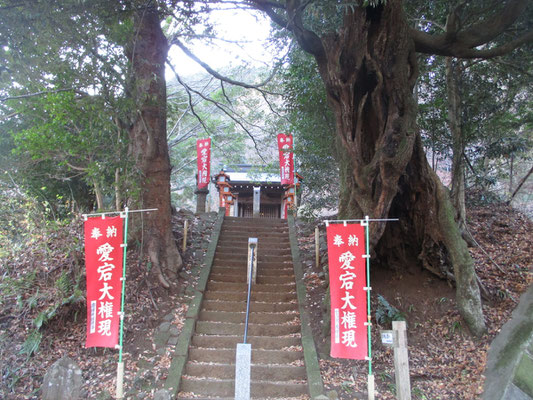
[214,253,292,264]
[213,240,291,250]
[201,300,298,313]
[210,266,294,277]
[188,348,304,364]
[191,334,301,350]
[203,290,297,303]
[218,232,289,241]
[209,273,295,284]
[224,216,288,226]
[215,246,292,256]
[221,225,289,234]
[206,281,296,293]
[195,321,301,336]
[216,239,291,249]
[217,234,291,243]
[198,310,298,324]
[185,362,306,381]
[212,260,293,270]
[180,378,307,398]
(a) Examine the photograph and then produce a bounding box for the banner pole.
[116,207,129,399]
[363,215,374,400]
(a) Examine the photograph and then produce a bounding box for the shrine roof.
[221,164,281,184]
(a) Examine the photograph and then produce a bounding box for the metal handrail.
[243,243,256,344]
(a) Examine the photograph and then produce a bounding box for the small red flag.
[196,138,211,189]
[277,133,294,186]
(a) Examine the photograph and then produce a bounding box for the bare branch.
[508,165,533,203]
[0,88,85,102]
[170,38,279,91]
[412,0,532,59]
[0,111,19,121]
[167,61,267,163]
[220,81,233,105]
[65,161,88,172]
[168,63,213,137]
[251,0,326,62]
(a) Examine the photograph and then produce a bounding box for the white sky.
[167,8,275,78]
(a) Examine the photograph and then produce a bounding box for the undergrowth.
[0,189,85,390]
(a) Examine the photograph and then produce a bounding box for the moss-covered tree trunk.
[127,5,182,287]
[303,3,485,335]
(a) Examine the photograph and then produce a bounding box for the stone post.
[195,188,209,213]
[253,187,260,218]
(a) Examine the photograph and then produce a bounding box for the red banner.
[84,216,124,348]
[197,138,211,189]
[277,133,294,186]
[326,223,368,359]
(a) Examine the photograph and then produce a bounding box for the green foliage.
[375,294,406,326]
[0,0,137,213]
[280,48,340,217]
[6,90,127,210]
[0,188,85,361]
[19,330,42,360]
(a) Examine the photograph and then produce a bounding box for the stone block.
[153,389,172,400]
[42,356,84,400]
[514,353,533,397]
[158,321,171,331]
[235,343,251,400]
[506,384,531,400]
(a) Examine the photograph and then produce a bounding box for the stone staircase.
[178,216,310,399]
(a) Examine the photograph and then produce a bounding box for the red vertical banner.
[197,138,211,189]
[277,133,294,185]
[326,223,368,359]
[84,216,124,348]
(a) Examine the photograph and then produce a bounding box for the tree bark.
[114,168,121,211]
[127,5,182,287]
[445,57,472,246]
[93,179,104,211]
[290,2,486,335]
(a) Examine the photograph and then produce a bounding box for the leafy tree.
[0,0,185,286]
[249,0,533,335]
[6,91,125,210]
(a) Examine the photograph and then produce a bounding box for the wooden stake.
[392,320,411,400]
[315,226,320,269]
[368,373,375,400]
[116,361,124,399]
[182,220,188,253]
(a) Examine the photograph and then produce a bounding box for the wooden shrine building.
[211,164,302,219]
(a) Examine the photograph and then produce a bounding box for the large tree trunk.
[127,5,182,287]
[310,3,485,335]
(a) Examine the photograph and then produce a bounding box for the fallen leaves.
[296,201,532,399]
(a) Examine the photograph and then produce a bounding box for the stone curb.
[288,213,326,399]
[164,208,225,396]
[484,284,533,399]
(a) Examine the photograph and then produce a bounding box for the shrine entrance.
[211,165,301,219]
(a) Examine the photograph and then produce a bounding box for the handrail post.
[244,238,257,344]
[236,237,258,400]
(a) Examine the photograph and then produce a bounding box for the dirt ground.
[296,201,532,399]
